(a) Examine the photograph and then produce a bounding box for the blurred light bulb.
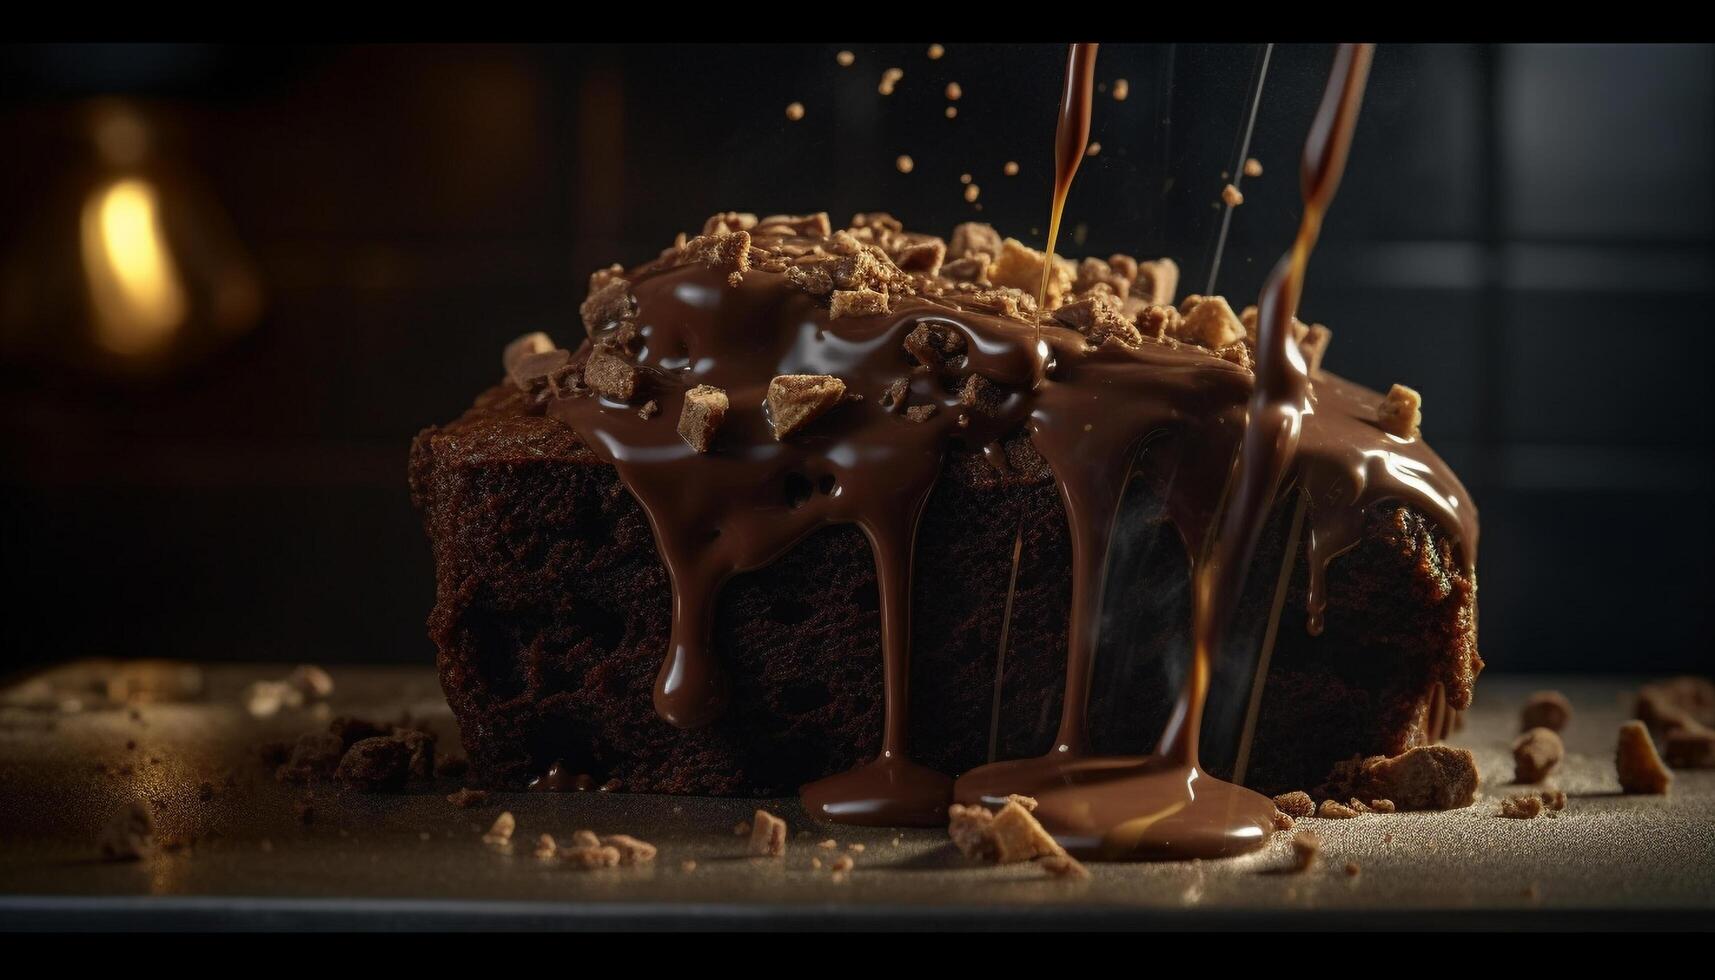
[81,177,188,356]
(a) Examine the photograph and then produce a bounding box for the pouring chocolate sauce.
[544,42,1474,850]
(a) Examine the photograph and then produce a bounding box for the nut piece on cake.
[1377,383,1423,438]
[766,374,847,440]
[677,385,729,454]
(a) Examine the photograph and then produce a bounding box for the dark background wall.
[1,43,1710,674]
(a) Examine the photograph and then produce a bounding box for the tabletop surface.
[1,662,1710,930]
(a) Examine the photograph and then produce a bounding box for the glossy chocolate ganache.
[503,43,1476,859]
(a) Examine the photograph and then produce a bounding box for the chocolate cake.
[409,209,1481,810]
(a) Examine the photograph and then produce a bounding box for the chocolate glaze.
[540,43,1476,850]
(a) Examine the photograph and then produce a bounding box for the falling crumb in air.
[1004,161,1019,176]
[879,68,904,96]
[896,155,914,174]
[964,184,980,203]
[1244,157,1263,177]
[1085,142,1101,157]
[945,106,957,119]
[945,82,962,101]
[928,44,945,60]
[1113,78,1130,101]
[1222,183,1244,207]
[836,50,855,67]
[959,173,972,184]
[785,102,805,122]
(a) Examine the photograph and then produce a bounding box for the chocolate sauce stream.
[1161,43,1375,767]
[955,43,1380,861]
[1037,43,1098,315]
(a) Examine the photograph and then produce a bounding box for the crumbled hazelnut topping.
[948,222,1001,260]
[1369,799,1397,813]
[785,102,805,121]
[749,809,788,857]
[1222,183,1244,207]
[1271,809,1295,831]
[988,800,1063,864]
[482,812,516,846]
[1244,157,1264,177]
[702,212,757,236]
[1289,831,1321,872]
[903,321,968,371]
[947,802,998,860]
[1616,720,1673,794]
[1317,799,1361,819]
[766,374,847,440]
[1318,745,1479,811]
[683,230,753,286]
[896,155,914,174]
[1344,861,1362,877]
[1377,383,1423,438]
[1272,791,1316,819]
[817,838,838,849]
[681,859,698,872]
[1176,294,1246,349]
[534,833,559,860]
[830,855,855,873]
[502,332,556,377]
[580,277,636,333]
[1521,690,1572,732]
[988,238,1073,308]
[945,82,962,100]
[603,834,658,865]
[1499,789,1566,820]
[830,287,890,319]
[1112,78,1129,101]
[905,404,938,423]
[562,845,622,870]
[1132,258,1179,306]
[676,384,729,454]
[1513,727,1565,784]
[583,349,640,403]
[837,50,855,67]
[927,44,944,60]
[879,67,904,96]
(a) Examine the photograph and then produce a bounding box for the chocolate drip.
[542,44,1476,852]
[955,44,1398,861]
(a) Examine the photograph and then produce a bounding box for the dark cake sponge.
[411,382,1479,797]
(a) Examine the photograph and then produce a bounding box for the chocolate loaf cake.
[409,211,1480,803]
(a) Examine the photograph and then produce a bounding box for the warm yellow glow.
[81,178,187,355]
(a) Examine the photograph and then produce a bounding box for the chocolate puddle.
[541,43,1476,847]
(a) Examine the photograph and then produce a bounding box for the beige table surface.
[0,663,1709,930]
